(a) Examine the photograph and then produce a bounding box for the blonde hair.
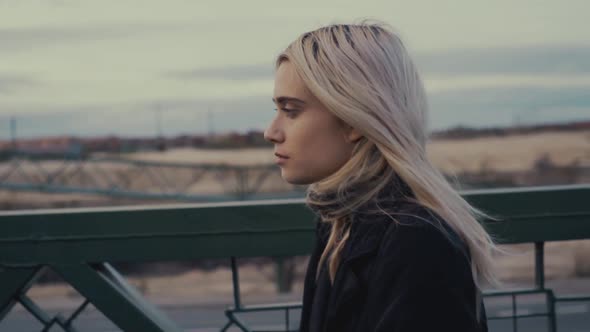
[276,21,499,289]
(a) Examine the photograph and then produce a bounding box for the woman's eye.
[272,107,299,118]
[281,108,298,118]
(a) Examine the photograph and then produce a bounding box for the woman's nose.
[264,118,284,143]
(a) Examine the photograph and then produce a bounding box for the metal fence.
[0,184,588,331]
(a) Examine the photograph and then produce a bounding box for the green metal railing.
[0,184,589,331]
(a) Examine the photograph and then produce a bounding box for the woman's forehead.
[274,62,314,104]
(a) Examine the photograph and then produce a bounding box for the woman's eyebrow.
[272,96,306,105]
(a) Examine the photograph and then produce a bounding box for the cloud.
[0,26,115,52]
[4,41,590,138]
[415,44,590,76]
[428,86,590,129]
[0,74,39,94]
[0,96,272,138]
[3,84,589,139]
[424,74,590,93]
[0,21,187,53]
[430,86,590,110]
[164,64,274,81]
[162,44,590,86]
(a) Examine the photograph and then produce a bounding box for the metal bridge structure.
[0,151,303,203]
[0,150,587,205]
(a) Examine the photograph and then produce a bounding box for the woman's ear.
[346,127,363,143]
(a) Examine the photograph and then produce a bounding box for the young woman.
[264,22,497,332]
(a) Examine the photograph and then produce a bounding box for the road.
[1,296,588,332]
[1,277,589,331]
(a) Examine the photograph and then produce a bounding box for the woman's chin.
[281,171,314,186]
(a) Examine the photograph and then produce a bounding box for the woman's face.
[264,61,361,185]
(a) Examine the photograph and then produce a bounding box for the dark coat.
[299,202,488,332]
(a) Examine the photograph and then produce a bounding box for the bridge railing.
[0,184,588,331]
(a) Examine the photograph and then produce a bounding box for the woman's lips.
[274,152,289,165]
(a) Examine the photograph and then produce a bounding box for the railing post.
[535,242,558,332]
[230,257,242,309]
[276,257,285,293]
[275,257,294,293]
[534,242,545,290]
[546,290,557,332]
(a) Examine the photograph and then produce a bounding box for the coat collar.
[316,208,395,266]
[341,216,390,264]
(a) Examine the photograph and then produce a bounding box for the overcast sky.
[0,0,589,138]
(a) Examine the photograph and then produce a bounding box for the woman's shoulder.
[372,201,471,267]
[313,200,472,269]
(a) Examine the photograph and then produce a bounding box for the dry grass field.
[122,130,590,173]
[427,130,590,173]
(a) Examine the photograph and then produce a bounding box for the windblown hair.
[276,21,499,289]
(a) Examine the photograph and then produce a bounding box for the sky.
[0,0,589,139]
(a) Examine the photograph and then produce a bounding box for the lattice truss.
[1,266,120,332]
[0,155,295,201]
